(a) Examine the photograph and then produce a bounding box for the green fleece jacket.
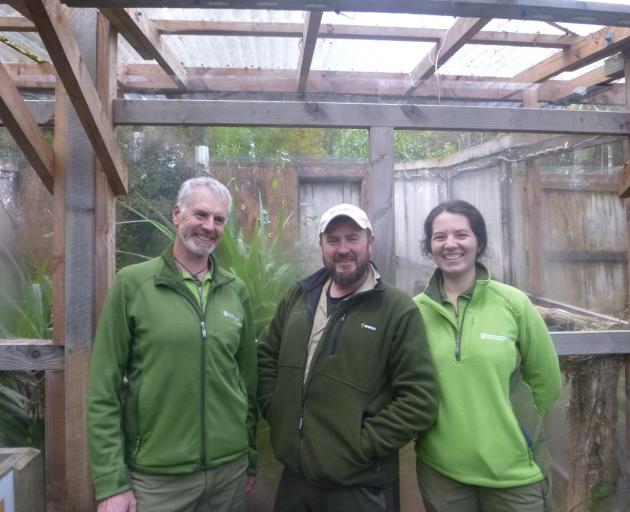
[87,245,256,501]
[414,265,561,488]
[258,267,437,488]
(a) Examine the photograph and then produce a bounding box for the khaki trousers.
[130,455,248,512]
[417,460,551,512]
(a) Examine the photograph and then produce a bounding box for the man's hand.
[245,475,257,494]
[97,490,137,512]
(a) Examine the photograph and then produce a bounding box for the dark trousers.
[273,468,394,512]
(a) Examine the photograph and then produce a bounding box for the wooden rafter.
[6,63,625,106]
[3,62,56,89]
[6,1,32,20]
[0,16,35,31]
[61,1,630,28]
[151,19,578,48]
[515,26,630,85]
[0,62,53,191]
[101,8,187,90]
[27,0,127,195]
[117,64,627,105]
[297,11,322,93]
[548,65,621,104]
[406,17,490,94]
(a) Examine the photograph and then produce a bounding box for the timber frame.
[1,1,630,510]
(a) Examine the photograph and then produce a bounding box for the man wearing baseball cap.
[258,203,437,511]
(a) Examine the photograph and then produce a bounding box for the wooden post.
[47,8,103,512]
[522,89,543,295]
[499,159,514,285]
[94,12,118,322]
[368,126,395,284]
[623,48,630,509]
[46,79,68,512]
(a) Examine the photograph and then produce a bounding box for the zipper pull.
[298,415,303,431]
[200,321,207,340]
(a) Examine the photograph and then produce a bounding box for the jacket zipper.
[454,299,469,362]
[297,306,348,470]
[329,313,347,354]
[200,319,207,466]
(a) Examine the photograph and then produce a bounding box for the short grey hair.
[176,177,232,216]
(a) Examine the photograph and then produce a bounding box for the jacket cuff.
[93,468,131,502]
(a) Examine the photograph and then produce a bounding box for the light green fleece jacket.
[414,264,561,488]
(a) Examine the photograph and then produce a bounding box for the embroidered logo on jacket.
[480,332,513,342]
[360,322,377,332]
[223,310,241,323]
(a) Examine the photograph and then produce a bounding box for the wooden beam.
[151,19,578,48]
[0,340,64,370]
[406,17,490,94]
[119,63,562,101]
[368,127,395,283]
[120,64,522,97]
[523,89,543,296]
[0,16,35,31]
[101,8,186,90]
[0,62,54,192]
[297,11,322,93]
[3,62,56,89]
[55,8,99,510]
[515,26,630,85]
[6,1,32,20]
[552,331,630,356]
[112,99,630,135]
[547,65,620,104]
[27,0,127,195]
[619,50,630,198]
[61,1,630,28]
[47,80,68,512]
[117,62,629,104]
[94,11,117,324]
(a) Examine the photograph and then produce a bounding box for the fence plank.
[0,340,64,371]
[551,331,630,356]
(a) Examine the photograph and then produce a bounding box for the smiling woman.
[413,199,562,512]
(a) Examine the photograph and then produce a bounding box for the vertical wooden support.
[623,49,630,508]
[522,90,543,295]
[46,83,68,512]
[47,8,103,512]
[499,160,514,285]
[64,9,99,511]
[368,126,395,284]
[94,13,118,322]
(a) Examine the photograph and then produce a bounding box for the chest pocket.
[467,313,519,373]
[316,314,384,394]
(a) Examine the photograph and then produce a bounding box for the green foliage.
[214,195,299,336]
[116,126,205,267]
[205,126,369,161]
[588,478,617,512]
[0,251,50,449]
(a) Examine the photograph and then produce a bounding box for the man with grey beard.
[258,204,437,512]
[88,177,257,512]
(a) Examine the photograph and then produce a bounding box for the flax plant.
[0,251,50,448]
